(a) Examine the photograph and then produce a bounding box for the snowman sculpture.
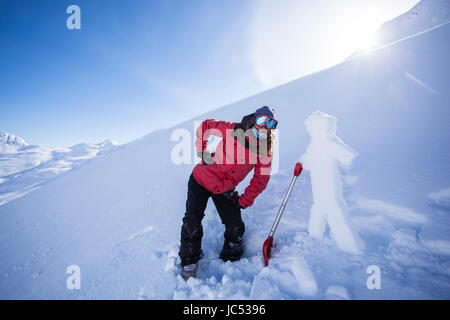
[300,111,363,253]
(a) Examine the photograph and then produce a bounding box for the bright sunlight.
[249,0,420,88]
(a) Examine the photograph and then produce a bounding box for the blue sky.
[0,0,419,147]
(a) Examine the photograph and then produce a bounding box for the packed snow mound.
[376,0,450,45]
[325,286,351,300]
[0,132,28,153]
[65,140,119,158]
[0,137,119,206]
[97,139,119,149]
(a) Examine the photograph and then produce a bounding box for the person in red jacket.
[179,106,278,280]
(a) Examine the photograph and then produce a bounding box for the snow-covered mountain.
[348,0,450,59]
[0,0,449,299]
[0,132,28,153]
[376,0,450,45]
[0,133,118,206]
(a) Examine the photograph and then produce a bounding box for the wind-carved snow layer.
[300,111,364,254]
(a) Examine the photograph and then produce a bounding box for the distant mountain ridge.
[0,132,119,205]
[0,132,28,153]
[376,0,450,45]
[347,0,450,59]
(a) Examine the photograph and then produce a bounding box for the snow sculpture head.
[304,111,337,139]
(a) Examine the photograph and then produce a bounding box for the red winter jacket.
[193,119,273,208]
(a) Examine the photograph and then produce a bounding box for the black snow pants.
[179,173,245,266]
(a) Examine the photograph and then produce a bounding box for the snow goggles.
[254,114,278,130]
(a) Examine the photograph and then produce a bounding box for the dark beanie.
[255,106,276,119]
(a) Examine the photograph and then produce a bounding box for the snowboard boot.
[219,237,244,262]
[181,262,199,281]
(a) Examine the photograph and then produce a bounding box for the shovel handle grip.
[294,162,303,177]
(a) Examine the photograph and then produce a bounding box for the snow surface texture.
[0,132,118,206]
[300,111,363,253]
[0,0,450,299]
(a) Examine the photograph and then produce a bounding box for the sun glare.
[355,31,378,51]
[249,1,416,88]
[338,6,384,53]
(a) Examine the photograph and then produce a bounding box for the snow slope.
[376,0,450,45]
[0,5,449,299]
[0,133,118,206]
[348,0,450,58]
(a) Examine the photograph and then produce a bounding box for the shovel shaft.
[268,174,299,238]
[263,162,303,266]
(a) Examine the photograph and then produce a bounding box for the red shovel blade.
[262,236,273,266]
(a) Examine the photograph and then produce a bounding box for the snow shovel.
[263,162,303,266]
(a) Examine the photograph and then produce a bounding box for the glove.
[197,151,214,165]
[221,190,245,209]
